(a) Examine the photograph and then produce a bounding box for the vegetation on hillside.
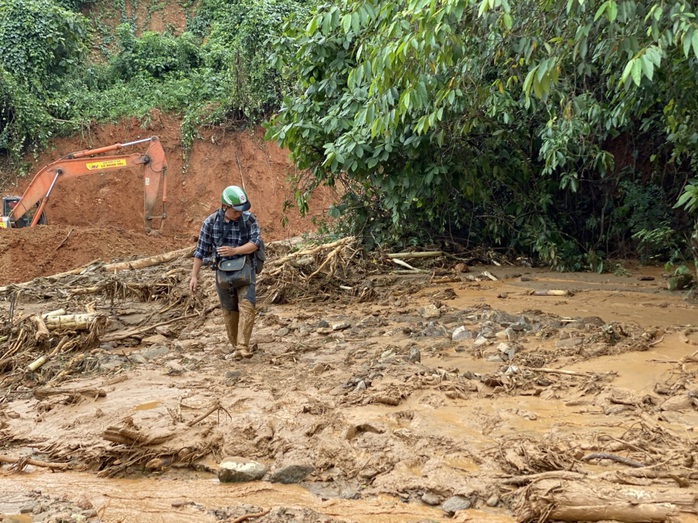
[0,0,696,279]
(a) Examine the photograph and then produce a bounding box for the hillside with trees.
[0,0,696,276]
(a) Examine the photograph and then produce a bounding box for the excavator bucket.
[141,138,168,232]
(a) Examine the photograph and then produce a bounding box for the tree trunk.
[514,478,696,522]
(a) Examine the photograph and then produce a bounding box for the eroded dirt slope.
[0,115,336,285]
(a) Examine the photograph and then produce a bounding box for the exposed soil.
[1,121,698,523]
[0,113,336,285]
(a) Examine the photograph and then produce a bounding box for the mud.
[1,122,697,523]
[1,251,697,523]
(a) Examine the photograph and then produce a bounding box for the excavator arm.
[9,136,168,231]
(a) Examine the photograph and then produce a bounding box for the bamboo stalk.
[44,313,105,331]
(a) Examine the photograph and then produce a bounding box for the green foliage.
[190,0,311,122]
[54,0,97,10]
[267,0,698,269]
[0,0,90,159]
[0,0,89,91]
[110,24,202,80]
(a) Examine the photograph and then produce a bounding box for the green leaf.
[594,1,608,22]
[341,14,352,33]
[631,59,642,86]
[607,0,617,22]
[523,67,537,95]
[503,13,513,30]
[640,54,653,81]
[620,59,634,84]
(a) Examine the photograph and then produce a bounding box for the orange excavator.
[0,136,168,232]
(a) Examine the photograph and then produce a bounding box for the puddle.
[134,400,163,411]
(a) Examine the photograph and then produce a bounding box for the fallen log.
[103,426,174,446]
[34,387,106,399]
[102,246,194,272]
[514,478,696,522]
[386,251,443,259]
[44,312,107,331]
[0,455,70,471]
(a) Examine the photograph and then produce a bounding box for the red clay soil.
[0,113,337,285]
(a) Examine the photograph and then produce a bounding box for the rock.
[406,347,421,363]
[173,339,203,352]
[269,464,314,484]
[452,326,472,341]
[421,492,442,506]
[497,342,516,360]
[660,395,693,412]
[555,337,583,349]
[441,495,471,515]
[424,322,448,337]
[218,458,268,483]
[419,304,441,319]
[140,345,169,360]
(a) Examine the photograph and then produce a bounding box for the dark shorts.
[215,258,256,310]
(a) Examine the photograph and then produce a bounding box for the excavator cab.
[1,196,46,228]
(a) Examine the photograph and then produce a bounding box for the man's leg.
[233,276,256,359]
[216,270,239,352]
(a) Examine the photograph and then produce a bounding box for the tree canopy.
[266,0,698,270]
[0,0,696,273]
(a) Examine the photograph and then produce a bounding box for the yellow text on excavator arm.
[9,136,168,231]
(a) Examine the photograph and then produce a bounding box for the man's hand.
[216,245,237,257]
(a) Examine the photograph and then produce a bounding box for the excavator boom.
[7,136,168,231]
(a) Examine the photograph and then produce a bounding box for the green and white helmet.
[221,185,251,211]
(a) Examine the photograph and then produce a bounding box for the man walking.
[190,186,261,359]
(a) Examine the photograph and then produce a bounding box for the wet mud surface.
[1,252,697,523]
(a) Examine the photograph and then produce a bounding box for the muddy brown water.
[1,263,697,522]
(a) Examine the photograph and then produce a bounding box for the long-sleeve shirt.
[193,210,261,263]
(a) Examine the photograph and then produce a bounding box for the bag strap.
[238,213,258,245]
[213,209,234,248]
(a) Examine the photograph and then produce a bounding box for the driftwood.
[34,386,106,399]
[101,311,205,342]
[0,246,193,296]
[386,251,443,259]
[529,289,571,296]
[102,246,194,272]
[44,312,107,331]
[230,509,272,523]
[0,455,70,471]
[264,237,354,270]
[103,426,174,446]
[0,260,103,295]
[514,478,696,522]
[391,258,428,273]
[31,315,50,342]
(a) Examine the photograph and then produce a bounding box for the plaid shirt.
[193,210,261,261]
